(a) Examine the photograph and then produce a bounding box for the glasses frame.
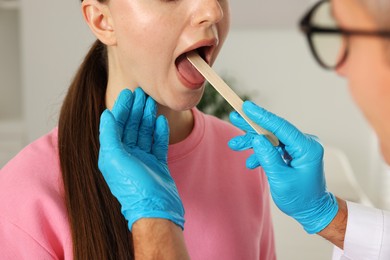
[299,0,390,69]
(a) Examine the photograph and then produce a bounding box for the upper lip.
[177,38,218,65]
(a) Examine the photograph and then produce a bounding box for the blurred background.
[1,0,389,259]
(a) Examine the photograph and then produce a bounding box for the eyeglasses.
[299,0,390,70]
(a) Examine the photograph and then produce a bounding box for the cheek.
[346,42,382,109]
[114,16,177,83]
[112,4,174,57]
[117,22,165,55]
[348,78,370,116]
[348,62,390,133]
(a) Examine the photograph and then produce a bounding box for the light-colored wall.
[0,8,21,120]
[20,0,94,142]
[0,7,24,166]
[229,0,310,29]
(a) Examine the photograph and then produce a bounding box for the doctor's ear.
[81,0,116,46]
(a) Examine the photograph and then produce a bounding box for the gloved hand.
[98,88,185,231]
[228,101,338,234]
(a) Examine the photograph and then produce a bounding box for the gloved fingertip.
[243,100,255,107]
[229,111,240,120]
[243,101,267,120]
[145,96,157,113]
[134,86,145,96]
[100,108,110,118]
[246,157,260,170]
[120,88,133,96]
[153,115,170,162]
[156,114,167,122]
[122,89,134,103]
[100,109,114,129]
[246,160,254,170]
[243,100,259,111]
[114,89,132,107]
[99,110,121,150]
[155,115,170,135]
[134,87,146,106]
[156,114,165,123]
[227,138,237,149]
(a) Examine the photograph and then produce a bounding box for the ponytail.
[58,40,134,259]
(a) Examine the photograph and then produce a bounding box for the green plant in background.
[197,77,250,120]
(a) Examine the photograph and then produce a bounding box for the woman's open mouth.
[175,46,210,89]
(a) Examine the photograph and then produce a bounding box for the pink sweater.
[0,108,275,259]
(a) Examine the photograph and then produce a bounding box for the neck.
[104,50,194,144]
[105,84,194,145]
[158,106,194,144]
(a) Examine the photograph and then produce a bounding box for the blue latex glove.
[228,101,338,234]
[98,88,185,231]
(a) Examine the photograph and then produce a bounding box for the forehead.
[331,0,376,28]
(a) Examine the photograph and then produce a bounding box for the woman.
[0,0,275,259]
[229,0,390,259]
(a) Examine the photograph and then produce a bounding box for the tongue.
[176,54,205,85]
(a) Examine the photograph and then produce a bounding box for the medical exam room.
[1,0,390,259]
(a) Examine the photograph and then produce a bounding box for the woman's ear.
[81,0,116,46]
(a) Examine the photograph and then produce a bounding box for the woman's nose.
[191,0,224,27]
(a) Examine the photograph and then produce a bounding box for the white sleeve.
[334,201,390,260]
[332,245,355,260]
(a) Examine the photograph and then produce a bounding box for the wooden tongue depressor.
[187,51,280,146]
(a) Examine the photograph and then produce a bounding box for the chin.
[157,95,201,113]
[172,89,205,111]
[170,99,201,112]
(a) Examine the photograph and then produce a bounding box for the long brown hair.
[58,38,134,258]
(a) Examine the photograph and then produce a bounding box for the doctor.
[229,0,390,258]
